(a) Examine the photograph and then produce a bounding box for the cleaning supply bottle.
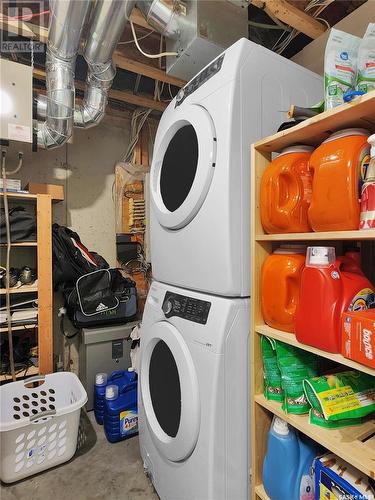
[263,416,317,500]
[104,370,138,443]
[295,247,375,353]
[94,372,108,425]
[261,246,306,333]
[94,369,137,425]
[359,133,375,229]
[260,146,314,234]
[308,129,370,231]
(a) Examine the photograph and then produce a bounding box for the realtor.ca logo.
[1,1,46,53]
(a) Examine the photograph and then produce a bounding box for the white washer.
[139,280,250,500]
[150,37,322,297]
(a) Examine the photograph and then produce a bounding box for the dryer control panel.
[175,54,225,107]
[162,292,211,324]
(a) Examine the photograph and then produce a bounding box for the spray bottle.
[359,134,375,229]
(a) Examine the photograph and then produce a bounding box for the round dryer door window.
[151,105,217,230]
[140,321,200,462]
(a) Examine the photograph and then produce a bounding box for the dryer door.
[151,105,217,230]
[140,321,200,462]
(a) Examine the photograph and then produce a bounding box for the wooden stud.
[36,194,53,374]
[251,0,326,39]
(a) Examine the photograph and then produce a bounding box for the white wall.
[7,115,131,265]
[5,114,131,372]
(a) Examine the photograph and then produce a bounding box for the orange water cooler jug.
[261,246,306,333]
[308,129,370,231]
[295,247,375,353]
[260,146,314,234]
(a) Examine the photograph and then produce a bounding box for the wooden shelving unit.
[0,192,53,378]
[251,91,375,499]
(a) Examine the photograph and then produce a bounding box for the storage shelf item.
[251,93,375,499]
[0,324,37,334]
[0,365,38,383]
[254,395,375,479]
[0,285,38,295]
[0,193,53,376]
[255,325,375,378]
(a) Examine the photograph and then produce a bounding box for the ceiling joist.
[251,0,327,39]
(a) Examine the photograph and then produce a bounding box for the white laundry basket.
[0,372,87,483]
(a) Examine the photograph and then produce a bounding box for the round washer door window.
[151,105,217,230]
[140,321,200,462]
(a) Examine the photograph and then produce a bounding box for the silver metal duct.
[74,0,136,128]
[136,0,181,39]
[37,0,91,149]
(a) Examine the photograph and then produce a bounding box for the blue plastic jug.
[103,374,138,443]
[263,416,317,500]
[94,369,137,425]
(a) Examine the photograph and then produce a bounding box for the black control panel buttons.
[162,291,211,324]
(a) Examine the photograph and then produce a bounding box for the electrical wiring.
[130,21,178,59]
[118,29,155,45]
[3,9,49,20]
[249,21,291,31]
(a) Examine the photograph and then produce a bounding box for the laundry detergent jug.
[104,372,138,443]
[94,369,137,425]
[295,247,375,353]
[261,246,306,333]
[308,128,370,231]
[260,146,314,234]
[263,416,317,500]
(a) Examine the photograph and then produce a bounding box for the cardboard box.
[25,182,64,201]
[342,309,375,369]
[315,453,375,499]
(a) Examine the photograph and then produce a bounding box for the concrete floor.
[1,411,158,500]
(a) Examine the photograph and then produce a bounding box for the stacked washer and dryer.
[139,38,322,500]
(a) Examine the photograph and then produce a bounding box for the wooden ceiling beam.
[33,68,167,112]
[251,0,327,39]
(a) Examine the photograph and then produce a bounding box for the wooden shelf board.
[0,242,37,247]
[0,285,38,295]
[254,484,270,500]
[256,229,375,241]
[254,395,375,479]
[256,325,375,377]
[0,192,37,200]
[0,324,37,333]
[0,365,38,383]
[254,90,375,153]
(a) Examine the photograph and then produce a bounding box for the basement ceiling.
[0,0,368,114]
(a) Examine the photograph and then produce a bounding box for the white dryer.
[150,37,322,297]
[139,280,250,500]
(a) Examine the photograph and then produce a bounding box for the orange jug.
[261,246,306,333]
[260,146,313,234]
[308,128,370,231]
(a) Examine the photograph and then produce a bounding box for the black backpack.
[52,224,109,289]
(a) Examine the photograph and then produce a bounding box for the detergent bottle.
[261,246,306,333]
[94,369,137,425]
[308,128,370,231]
[295,247,375,353]
[263,416,317,500]
[260,146,314,234]
[359,134,375,229]
[104,369,138,443]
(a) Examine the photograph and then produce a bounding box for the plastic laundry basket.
[0,372,87,483]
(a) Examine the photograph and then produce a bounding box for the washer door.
[140,321,200,462]
[151,105,217,230]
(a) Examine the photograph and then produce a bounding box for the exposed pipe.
[37,0,91,149]
[74,0,136,128]
[136,0,181,39]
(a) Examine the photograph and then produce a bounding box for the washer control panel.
[175,54,225,107]
[162,292,211,324]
